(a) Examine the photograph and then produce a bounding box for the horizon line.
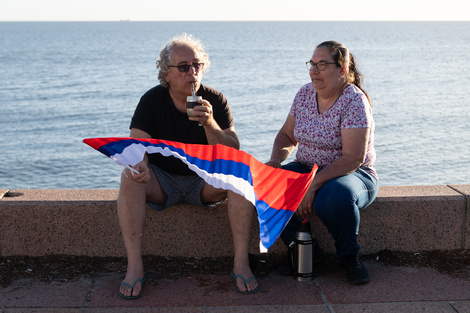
[1,20,469,22]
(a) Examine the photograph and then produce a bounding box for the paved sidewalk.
[1,259,470,313]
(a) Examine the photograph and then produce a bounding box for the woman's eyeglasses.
[168,63,204,73]
[306,61,336,71]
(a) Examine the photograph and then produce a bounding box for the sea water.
[0,21,469,189]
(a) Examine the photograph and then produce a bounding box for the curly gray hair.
[156,33,210,88]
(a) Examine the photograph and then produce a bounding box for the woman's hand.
[265,159,282,168]
[296,188,317,219]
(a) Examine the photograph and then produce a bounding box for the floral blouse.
[290,83,377,178]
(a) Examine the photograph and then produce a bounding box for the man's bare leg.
[227,190,258,293]
[117,168,165,298]
[200,183,227,204]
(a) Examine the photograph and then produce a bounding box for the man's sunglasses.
[168,63,204,73]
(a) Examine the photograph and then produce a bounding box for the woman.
[267,41,378,285]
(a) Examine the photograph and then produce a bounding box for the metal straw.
[191,82,195,96]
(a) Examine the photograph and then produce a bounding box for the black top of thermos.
[298,221,311,233]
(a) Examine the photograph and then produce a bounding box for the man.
[117,33,258,299]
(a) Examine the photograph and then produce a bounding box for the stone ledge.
[0,185,468,257]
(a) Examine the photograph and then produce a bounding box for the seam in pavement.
[314,279,335,313]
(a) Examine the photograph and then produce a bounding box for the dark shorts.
[146,163,225,211]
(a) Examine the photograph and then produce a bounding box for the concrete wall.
[0,185,469,257]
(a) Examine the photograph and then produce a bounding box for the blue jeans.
[280,161,379,257]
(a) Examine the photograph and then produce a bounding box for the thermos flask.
[293,219,313,281]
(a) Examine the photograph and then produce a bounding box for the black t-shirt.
[130,84,234,175]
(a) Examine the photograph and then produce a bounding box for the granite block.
[305,185,467,254]
[0,190,122,256]
[449,184,470,250]
[1,186,468,257]
[359,185,466,253]
[0,190,284,257]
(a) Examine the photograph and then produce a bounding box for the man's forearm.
[204,123,239,149]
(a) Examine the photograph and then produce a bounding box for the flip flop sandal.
[119,276,147,300]
[231,271,260,294]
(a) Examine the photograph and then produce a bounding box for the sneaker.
[340,254,370,285]
[277,240,326,276]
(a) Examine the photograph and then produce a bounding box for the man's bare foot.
[119,267,145,299]
[231,267,259,294]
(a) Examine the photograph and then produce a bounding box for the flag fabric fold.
[83,137,317,249]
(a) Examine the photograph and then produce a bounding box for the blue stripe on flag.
[255,199,295,249]
[103,139,254,185]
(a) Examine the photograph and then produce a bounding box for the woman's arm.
[296,127,370,218]
[266,114,298,168]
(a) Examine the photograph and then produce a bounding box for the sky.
[0,0,469,21]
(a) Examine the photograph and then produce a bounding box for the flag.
[83,137,317,249]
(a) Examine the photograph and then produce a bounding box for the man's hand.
[188,99,215,126]
[127,160,150,184]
